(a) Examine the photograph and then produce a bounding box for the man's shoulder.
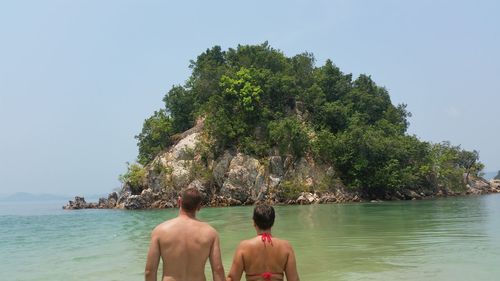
[196,220,218,235]
[152,218,177,233]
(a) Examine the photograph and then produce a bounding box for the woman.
[227,204,300,281]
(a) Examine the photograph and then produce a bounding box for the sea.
[1,194,500,281]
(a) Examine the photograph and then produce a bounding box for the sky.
[0,0,499,196]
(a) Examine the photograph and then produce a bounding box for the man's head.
[253,204,275,230]
[180,187,202,212]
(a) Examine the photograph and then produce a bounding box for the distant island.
[483,171,500,180]
[64,43,499,210]
[1,192,68,202]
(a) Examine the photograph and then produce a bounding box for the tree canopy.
[134,42,483,194]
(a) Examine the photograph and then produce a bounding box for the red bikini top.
[247,233,282,280]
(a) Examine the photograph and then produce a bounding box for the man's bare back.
[145,188,225,281]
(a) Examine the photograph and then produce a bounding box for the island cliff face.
[63,43,498,209]
[63,120,499,210]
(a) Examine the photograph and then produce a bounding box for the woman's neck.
[256,229,271,235]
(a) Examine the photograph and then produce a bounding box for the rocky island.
[64,43,499,210]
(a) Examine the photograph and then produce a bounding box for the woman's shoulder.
[234,237,257,253]
[239,236,260,246]
[272,237,294,250]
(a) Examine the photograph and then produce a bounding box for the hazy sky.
[1,0,499,196]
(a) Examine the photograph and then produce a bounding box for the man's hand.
[209,233,225,281]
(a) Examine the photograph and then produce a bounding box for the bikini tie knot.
[262,272,272,279]
[259,233,272,244]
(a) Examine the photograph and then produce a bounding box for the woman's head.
[253,204,275,230]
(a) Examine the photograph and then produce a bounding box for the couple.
[145,187,300,281]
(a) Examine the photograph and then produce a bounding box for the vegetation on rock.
[118,162,147,195]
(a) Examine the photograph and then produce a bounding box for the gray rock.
[319,193,337,203]
[220,153,262,202]
[171,133,199,160]
[213,151,234,187]
[63,196,97,210]
[268,175,281,189]
[124,195,144,209]
[254,169,267,199]
[296,192,319,205]
[98,197,108,208]
[107,192,118,208]
[269,156,284,176]
[170,160,191,189]
[117,184,132,205]
[63,196,89,209]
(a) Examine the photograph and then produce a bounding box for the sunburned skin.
[145,195,225,281]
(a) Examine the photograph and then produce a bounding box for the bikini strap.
[258,232,272,244]
[246,272,283,280]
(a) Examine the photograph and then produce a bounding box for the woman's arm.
[284,242,300,281]
[227,242,245,281]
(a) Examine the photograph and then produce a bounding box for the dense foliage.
[118,162,147,194]
[135,110,173,165]
[133,43,483,194]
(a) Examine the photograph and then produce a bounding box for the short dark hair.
[181,187,202,211]
[253,204,275,230]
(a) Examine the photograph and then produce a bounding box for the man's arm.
[284,242,300,281]
[209,232,225,281]
[227,242,245,281]
[145,230,160,281]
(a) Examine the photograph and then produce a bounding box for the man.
[145,187,225,281]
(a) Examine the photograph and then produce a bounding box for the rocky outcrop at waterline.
[63,176,500,210]
[63,123,500,210]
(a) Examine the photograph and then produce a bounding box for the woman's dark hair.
[253,204,275,230]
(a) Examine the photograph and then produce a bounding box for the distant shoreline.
[0,192,104,203]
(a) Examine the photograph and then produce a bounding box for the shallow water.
[1,194,500,281]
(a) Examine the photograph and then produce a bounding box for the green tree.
[135,110,173,165]
[268,117,310,158]
[315,59,352,102]
[420,142,471,191]
[187,45,227,109]
[163,86,195,133]
[220,67,263,112]
[119,162,147,194]
[457,149,482,183]
[205,67,265,152]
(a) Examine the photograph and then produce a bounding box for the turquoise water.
[1,194,500,281]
